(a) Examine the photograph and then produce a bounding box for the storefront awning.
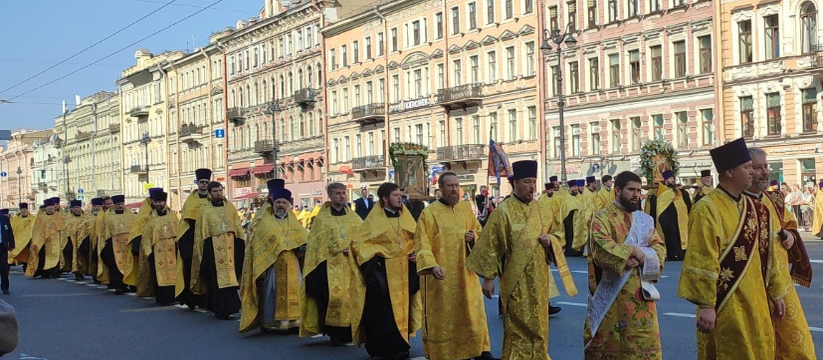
[233,192,261,200]
[229,168,249,177]
[251,164,274,175]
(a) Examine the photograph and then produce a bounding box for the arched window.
[230,89,236,107]
[254,83,259,105]
[262,80,268,102]
[279,75,285,98]
[317,63,322,88]
[262,122,268,140]
[288,72,294,95]
[299,114,305,138]
[801,2,818,54]
[239,88,245,108]
[307,66,313,88]
[307,112,314,137]
[246,85,251,106]
[298,69,304,89]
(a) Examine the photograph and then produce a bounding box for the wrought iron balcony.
[351,103,386,124]
[294,88,316,105]
[436,83,483,109]
[129,106,149,119]
[179,124,204,138]
[108,122,120,132]
[227,107,245,123]
[279,136,324,154]
[130,165,148,174]
[75,131,91,140]
[437,144,486,162]
[809,44,823,67]
[351,155,386,170]
[254,139,274,154]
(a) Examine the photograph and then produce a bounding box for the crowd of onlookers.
[783,182,819,231]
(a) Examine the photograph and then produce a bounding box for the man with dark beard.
[561,180,583,257]
[644,171,691,261]
[349,182,421,360]
[190,182,245,320]
[693,170,714,203]
[175,168,212,309]
[26,199,63,279]
[63,200,94,281]
[100,195,136,294]
[142,191,179,306]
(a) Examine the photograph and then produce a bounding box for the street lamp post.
[15,167,21,206]
[140,132,152,187]
[541,26,577,183]
[263,101,282,179]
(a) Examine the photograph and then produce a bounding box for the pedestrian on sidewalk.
[0,209,15,295]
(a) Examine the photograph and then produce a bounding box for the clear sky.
[0,0,262,131]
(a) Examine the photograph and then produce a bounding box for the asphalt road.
[4,237,823,360]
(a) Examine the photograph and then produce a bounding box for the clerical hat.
[769,180,778,187]
[0,209,8,216]
[50,197,60,204]
[18,203,28,210]
[70,200,82,208]
[43,199,55,207]
[549,175,558,182]
[267,179,292,202]
[511,160,538,180]
[567,180,577,187]
[91,198,103,206]
[576,179,586,188]
[195,168,212,181]
[545,183,555,191]
[662,170,675,180]
[150,191,168,202]
[710,137,751,173]
[701,170,711,177]
[111,195,126,204]
[819,181,823,188]
[586,176,596,184]
[148,187,163,196]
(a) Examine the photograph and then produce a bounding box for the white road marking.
[194,309,209,314]
[127,293,137,296]
[97,285,108,289]
[663,312,696,318]
[555,301,587,307]
[174,304,188,309]
[809,327,823,333]
[809,259,823,264]
[20,292,98,298]
[311,334,323,338]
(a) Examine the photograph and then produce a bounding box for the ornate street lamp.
[541,25,577,183]
[263,101,282,179]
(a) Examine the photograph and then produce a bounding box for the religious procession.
[2,137,821,360]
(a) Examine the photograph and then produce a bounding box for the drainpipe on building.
[712,0,723,146]
[375,5,390,180]
[537,0,548,183]
[216,39,230,196]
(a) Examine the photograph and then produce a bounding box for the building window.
[490,112,498,141]
[379,78,385,102]
[391,28,398,52]
[416,124,424,145]
[506,46,516,80]
[571,124,581,157]
[698,35,712,74]
[377,32,385,56]
[469,2,478,30]
[472,115,481,143]
[553,126,562,157]
[342,88,349,113]
[505,0,514,19]
[801,3,818,54]
[764,15,779,60]
[589,57,599,91]
[439,121,446,147]
[488,51,497,83]
[628,0,638,17]
[452,7,461,34]
[341,45,348,67]
[455,118,464,145]
[590,122,601,155]
[674,41,686,77]
[629,50,640,84]
[676,111,688,148]
[569,61,579,93]
[526,41,536,76]
[353,41,360,63]
[631,116,642,151]
[435,12,443,39]
[392,75,400,102]
[354,85,361,107]
[487,0,496,24]
[356,134,362,157]
[525,0,534,14]
[609,0,618,22]
[437,64,444,89]
[652,114,664,140]
[549,6,559,32]
[802,88,818,132]
[453,60,462,86]
[412,20,421,46]
[740,96,754,138]
[471,55,479,83]
[567,1,576,31]
[508,109,517,142]
[738,20,753,64]
[701,109,714,146]
[766,93,781,136]
[588,0,598,28]
[528,106,537,140]
[550,65,558,95]
[611,119,621,153]
[609,54,620,87]
[414,69,423,98]
[650,0,661,12]
[650,45,662,81]
[365,37,372,59]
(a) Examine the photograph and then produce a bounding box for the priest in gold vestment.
[191,181,245,320]
[27,198,64,279]
[554,180,581,258]
[678,138,791,360]
[644,171,691,261]
[141,191,179,306]
[63,200,95,281]
[813,182,823,239]
[176,168,213,309]
[743,147,815,360]
[572,175,614,254]
[584,171,666,359]
[415,172,496,360]
[93,197,112,285]
[467,160,576,360]
[240,179,307,332]
[300,182,361,344]
[9,203,35,269]
[125,188,162,296]
[349,182,421,360]
[693,170,714,203]
[100,195,136,294]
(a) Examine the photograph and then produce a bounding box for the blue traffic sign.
[214,129,225,138]
[0,172,6,178]
[77,188,84,194]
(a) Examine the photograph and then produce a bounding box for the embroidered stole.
[764,191,813,287]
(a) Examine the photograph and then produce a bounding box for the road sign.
[77,188,84,194]
[214,129,225,138]
[0,172,6,178]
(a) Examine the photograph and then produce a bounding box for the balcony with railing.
[180,124,204,137]
[130,165,147,174]
[227,107,245,124]
[436,83,483,109]
[254,139,274,154]
[351,155,386,171]
[351,103,386,124]
[279,136,324,154]
[436,144,486,162]
[108,122,120,132]
[294,87,316,105]
[75,131,91,140]
[129,106,149,119]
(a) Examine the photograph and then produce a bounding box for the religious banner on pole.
[389,142,429,200]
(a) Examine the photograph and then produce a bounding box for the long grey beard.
[275,209,287,218]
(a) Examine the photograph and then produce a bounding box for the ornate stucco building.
[0,129,50,208]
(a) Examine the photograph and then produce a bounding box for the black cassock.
[305,261,352,342]
[199,234,245,320]
[359,255,419,359]
[648,188,692,261]
[177,219,205,309]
